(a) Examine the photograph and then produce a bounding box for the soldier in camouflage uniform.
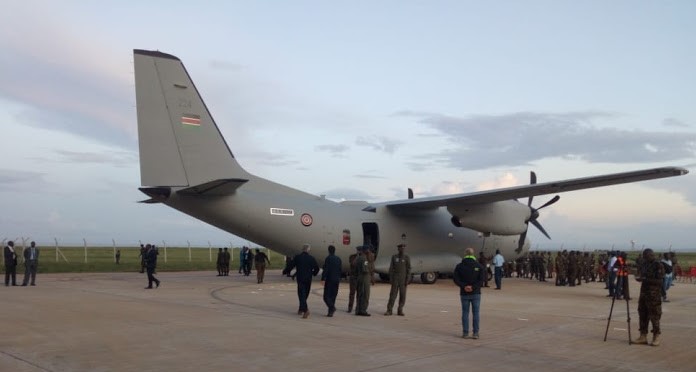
[546,252,554,280]
[567,251,577,287]
[555,251,566,286]
[385,243,411,316]
[347,246,360,313]
[576,251,585,286]
[633,248,665,346]
[354,246,373,316]
[589,253,596,282]
[537,252,546,282]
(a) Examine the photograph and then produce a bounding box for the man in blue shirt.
[287,244,320,318]
[321,245,342,317]
[493,249,505,290]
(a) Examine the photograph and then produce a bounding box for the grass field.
[2,246,695,275]
[3,246,287,274]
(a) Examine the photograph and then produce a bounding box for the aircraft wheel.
[420,272,438,284]
[379,273,390,282]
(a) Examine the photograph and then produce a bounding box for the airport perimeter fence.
[0,238,287,273]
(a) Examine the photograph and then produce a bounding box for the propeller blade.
[537,195,560,210]
[528,171,537,206]
[530,219,551,240]
[517,230,527,253]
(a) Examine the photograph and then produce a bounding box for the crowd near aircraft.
[133,49,688,283]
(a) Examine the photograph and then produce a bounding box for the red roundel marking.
[300,213,313,226]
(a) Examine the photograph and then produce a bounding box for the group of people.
[284,243,411,320]
[4,238,675,346]
[221,246,270,283]
[3,240,40,287]
[216,247,232,276]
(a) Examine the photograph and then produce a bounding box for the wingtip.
[133,49,180,61]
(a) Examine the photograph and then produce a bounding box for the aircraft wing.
[378,166,688,211]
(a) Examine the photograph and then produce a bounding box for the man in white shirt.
[660,253,673,302]
[607,252,618,297]
[493,250,505,290]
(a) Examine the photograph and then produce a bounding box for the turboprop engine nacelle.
[448,200,531,235]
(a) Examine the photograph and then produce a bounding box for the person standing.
[244,248,254,277]
[492,249,504,290]
[222,247,231,276]
[354,246,373,316]
[346,246,360,313]
[385,243,411,316]
[22,241,39,286]
[660,252,673,302]
[287,244,319,318]
[254,248,270,284]
[633,248,665,346]
[453,247,485,339]
[607,251,618,297]
[115,249,121,265]
[138,244,147,273]
[144,244,160,289]
[239,246,246,274]
[4,241,18,286]
[216,247,224,276]
[321,245,342,317]
[478,252,490,287]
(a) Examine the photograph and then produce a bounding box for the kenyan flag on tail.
[181,114,201,126]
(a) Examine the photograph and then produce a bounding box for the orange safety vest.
[616,257,628,276]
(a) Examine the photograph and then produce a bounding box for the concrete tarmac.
[2,271,695,371]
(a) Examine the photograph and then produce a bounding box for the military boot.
[633,333,648,345]
[651,333,662,346]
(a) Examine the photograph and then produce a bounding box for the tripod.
[604,271,631,344]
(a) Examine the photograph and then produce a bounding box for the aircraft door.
[361,222,379,258]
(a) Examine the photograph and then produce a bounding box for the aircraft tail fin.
[133,49,250,188]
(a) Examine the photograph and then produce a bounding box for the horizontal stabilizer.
[139,187,172,200]
[138,198,163,204]
[177,178,248,196]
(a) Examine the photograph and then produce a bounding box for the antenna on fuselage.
[408,188,413,199]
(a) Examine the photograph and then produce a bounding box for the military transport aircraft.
[133,49,688,283]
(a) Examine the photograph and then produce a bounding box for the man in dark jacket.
[453,247,485,339]
[321,245,342,317]
[144,244,160,289]
[4,241,18,286]
[287,244,320,318]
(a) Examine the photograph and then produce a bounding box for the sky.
[1,1,695,251]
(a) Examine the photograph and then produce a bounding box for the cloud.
[253,152,300,167]
[662,118,690,128]
[0,169,47,191]
[49,149,137,167]
[315,144,349,158]
[400,111,696,170]
[0,3,137,149]
[208,60,245,71]
[320,188,373,201]
[476,172,520,191]
[355,136,403,154]
[354,174,387,179]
